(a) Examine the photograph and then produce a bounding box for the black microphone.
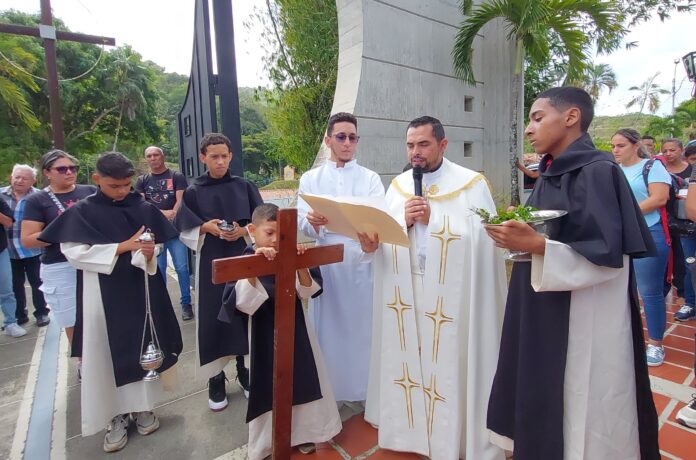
[413,166,423,197]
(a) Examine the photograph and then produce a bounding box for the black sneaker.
[16,316,29,326]
[36,315,50,327]
[208,371,228,411]
[236,365,250,399]
[181,304,194,321]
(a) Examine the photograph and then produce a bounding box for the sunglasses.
[332,133,360,144]
[51,165,79,174]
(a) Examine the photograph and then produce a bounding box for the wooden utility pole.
[0,0,115,149]
[212,209,343,459]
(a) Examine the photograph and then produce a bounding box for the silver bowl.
[489,210,567,262]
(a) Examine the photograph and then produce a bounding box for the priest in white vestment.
[363,116,507,460]
[298,112,384,403]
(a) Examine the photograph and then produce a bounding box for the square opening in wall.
[464,96,474,112]
[464,142,473,157]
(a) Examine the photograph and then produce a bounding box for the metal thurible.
[138,227,164,382]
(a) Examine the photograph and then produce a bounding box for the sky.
[2,0,694,117]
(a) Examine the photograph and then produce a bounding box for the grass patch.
[261,179,299,190]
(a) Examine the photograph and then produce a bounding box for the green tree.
[620,0,695,25]
[255,0,339,172]
[0,35,40,130]
[152,70,188,161]
[452,0,625,205]
[0,10,164,178]
[644,97,696,138]
[625,72,670,114]
[522,1,695,136]
[574,62,618,103]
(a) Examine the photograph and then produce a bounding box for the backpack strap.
[641,159,673,281]
[641,159,655,190]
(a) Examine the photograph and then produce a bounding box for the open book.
[299,194,410,247]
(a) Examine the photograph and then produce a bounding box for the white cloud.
[593,11,695,116]
[2,0,269,87]
[3,2,694,116]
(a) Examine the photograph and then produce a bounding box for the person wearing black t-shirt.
[21,150,96,344]
[662,139,696,322]
[134,146,193,320]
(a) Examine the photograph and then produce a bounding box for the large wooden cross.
[0,0,115,148]
[212,208,343,459]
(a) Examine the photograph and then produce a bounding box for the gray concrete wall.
[315,0,518,202]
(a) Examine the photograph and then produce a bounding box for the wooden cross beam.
[212,208,343,459]
[0,0,115,149]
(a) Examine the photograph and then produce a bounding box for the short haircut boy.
[200,133,232,155]
[327,112,357,136]
[96,152,136,179]
[251,203,279,225]
[537,86,594,133]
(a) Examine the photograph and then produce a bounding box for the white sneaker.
[676,395,696,429]
[4,323,27,338]
[103,414,129,452]
[131,411,160,435]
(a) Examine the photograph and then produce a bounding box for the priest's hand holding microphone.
[405,166,430,228]
[359,166,429,254]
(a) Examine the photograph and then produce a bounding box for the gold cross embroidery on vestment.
[424,296,453,362]
[423,373,446,437]
[430,215,461,284]
[387,286,412,351]
[393,362,421,429]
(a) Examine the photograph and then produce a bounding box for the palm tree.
[452,0,624,205]
[626,72,670,114]
[108,47,148,151]
[577,63,617,103]
[0,36,41,130]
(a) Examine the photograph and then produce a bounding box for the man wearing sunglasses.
[297,112,384,413]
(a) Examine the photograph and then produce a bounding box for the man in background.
[135,146,193,321]
[0,164,49,327]
[642,135,657,156]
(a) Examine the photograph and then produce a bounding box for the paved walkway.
[1,270,248,460]
[1,268,694,459]
[644,292,696,459]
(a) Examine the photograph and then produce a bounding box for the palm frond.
[546,15,590,83]
[0,76,40,130]
[452,0,511,84]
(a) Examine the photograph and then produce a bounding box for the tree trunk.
[112,100,125,151]
[509,39,524,206]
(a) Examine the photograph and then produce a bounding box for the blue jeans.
[157,237,191,305]
[0,249,18,327]
[680,236,696,307]
[634,223,670,341]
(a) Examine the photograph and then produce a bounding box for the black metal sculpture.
[178,0,244,179]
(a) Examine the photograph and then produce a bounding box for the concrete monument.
[315,0,517,201]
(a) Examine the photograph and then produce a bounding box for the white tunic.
[61,243,178,436]
[179,229,231,380]
[365,159,507,460]
[297,159,385,402]
[235,276,342,460]
[489,241,640,460]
